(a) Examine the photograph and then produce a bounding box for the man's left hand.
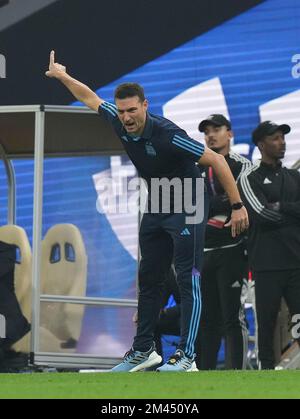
[225,206,249,237]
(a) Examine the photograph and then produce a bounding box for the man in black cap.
[239,121,300,369]
[197,114,251,370]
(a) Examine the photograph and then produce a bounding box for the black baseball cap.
[198,114,231,132]
[252,121,291,145]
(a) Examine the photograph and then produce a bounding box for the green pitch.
[0,370,300,399]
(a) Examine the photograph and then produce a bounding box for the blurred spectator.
[196,115,251,370]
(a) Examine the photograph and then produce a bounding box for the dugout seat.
[39,224,87,353]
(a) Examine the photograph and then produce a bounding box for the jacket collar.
[141,113,153,140]
[260,160,282,171]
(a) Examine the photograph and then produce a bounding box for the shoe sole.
[187,361,199,372]
[187,365,199,372]
[129,351,162,372]
[157,361,198,372]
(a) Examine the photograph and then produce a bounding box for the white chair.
[39,224,87,353]
[0,225,32,353]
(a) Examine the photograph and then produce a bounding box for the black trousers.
[133,211,207,358]
[197,244,248,370]
[154,305,181,358]
[254,269,300,370]
[0,242,30,352]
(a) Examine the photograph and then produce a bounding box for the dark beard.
[210,146,222,153]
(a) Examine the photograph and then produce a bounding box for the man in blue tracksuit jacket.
[46,50,249,372]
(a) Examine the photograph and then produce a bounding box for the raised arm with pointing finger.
[45,50,249,238]
[45,50,103,111]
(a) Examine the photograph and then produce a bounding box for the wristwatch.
[231,202,244,210]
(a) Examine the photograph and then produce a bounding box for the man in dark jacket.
[239,121,300,369]
[0,241,30,365]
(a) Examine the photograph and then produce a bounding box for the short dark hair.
[114,83,145,102]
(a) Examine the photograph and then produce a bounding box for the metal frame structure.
[0,143,16,223]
